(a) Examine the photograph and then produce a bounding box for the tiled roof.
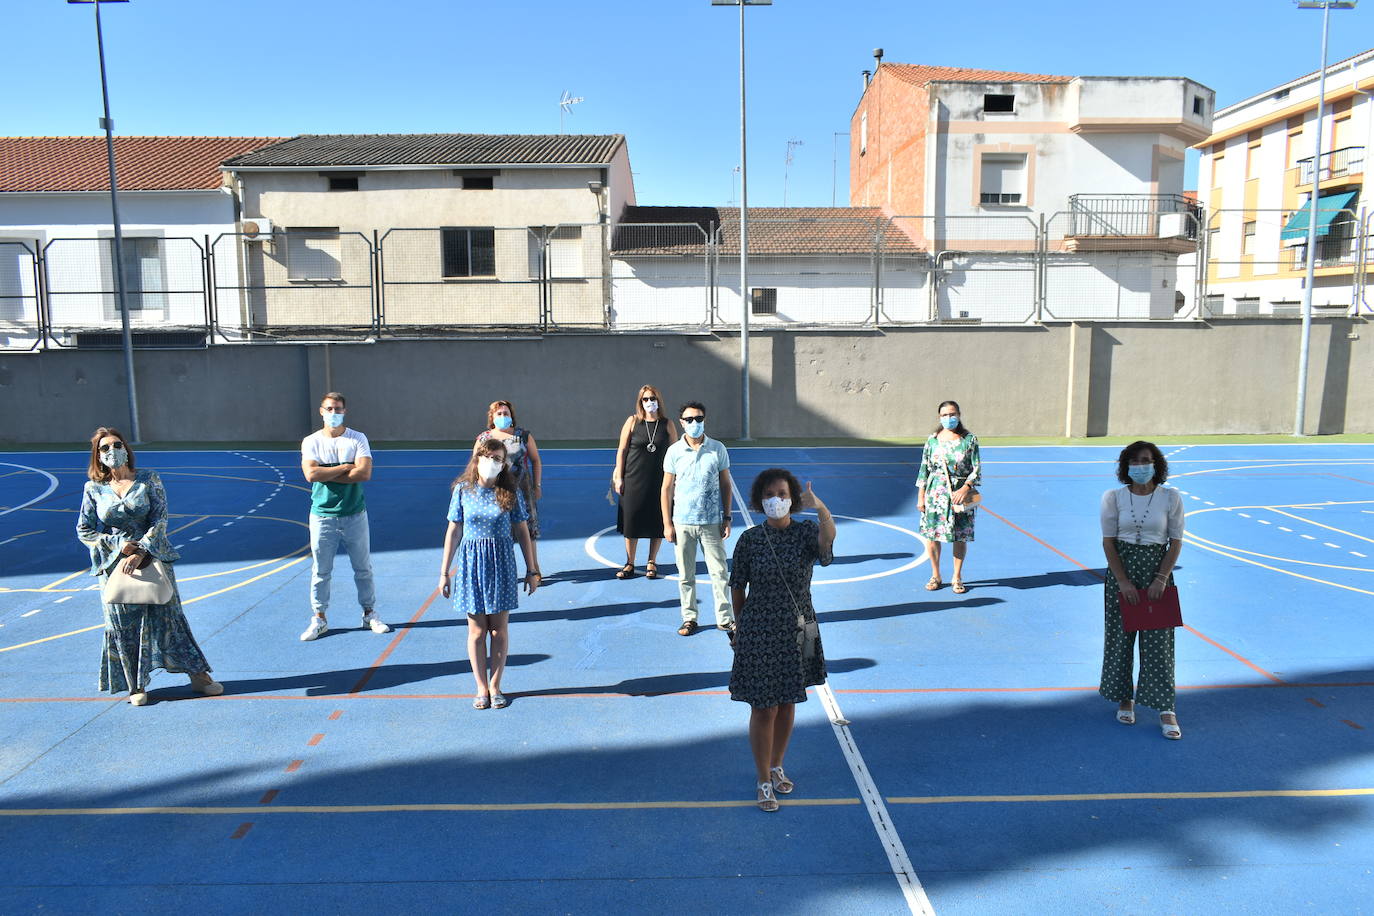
[881,63,1072,87]
[613,206,920,256]
[0,136,279,193]
[223,134,625,168]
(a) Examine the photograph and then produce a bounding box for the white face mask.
[477,456,504,481]
[762,496,791,520]
[644,399,659,415]
[99,445,128,469]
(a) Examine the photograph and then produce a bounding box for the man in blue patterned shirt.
[660,401,734,636]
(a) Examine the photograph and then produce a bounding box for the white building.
[0,136,276,348]
[1196,48,1373,316]
[850,62,1214,320]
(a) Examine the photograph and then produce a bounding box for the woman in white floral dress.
[916,400,982,594]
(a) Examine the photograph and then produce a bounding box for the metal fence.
[2,208,1369,350]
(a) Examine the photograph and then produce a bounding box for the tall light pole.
[712,0,770,441]
[69,0,141,444]
[1293,0,1356,437]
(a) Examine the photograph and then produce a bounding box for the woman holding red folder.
[1099,441,1185,739]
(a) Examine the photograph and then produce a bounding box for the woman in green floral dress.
[916,400,981,594]
[76,427,221,706]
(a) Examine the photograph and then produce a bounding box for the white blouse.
[1100,485,1185,545]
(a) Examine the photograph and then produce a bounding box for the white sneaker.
[362,610,391,634]
[299,616,328,641]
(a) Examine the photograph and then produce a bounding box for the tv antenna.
[783,138,804,206]
[559,90,584,134]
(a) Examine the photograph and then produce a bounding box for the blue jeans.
[309,511,376,617]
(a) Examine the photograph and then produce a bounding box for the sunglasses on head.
[98,442,125,452]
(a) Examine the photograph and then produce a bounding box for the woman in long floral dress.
[916,400,982,594]
[76,427,221,706]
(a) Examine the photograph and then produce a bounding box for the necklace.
[644,417,660,452]
[1127,486,1156,544]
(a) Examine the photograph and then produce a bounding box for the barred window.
[441,228,496,278]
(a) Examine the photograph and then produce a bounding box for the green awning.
[1281,190,1358,240]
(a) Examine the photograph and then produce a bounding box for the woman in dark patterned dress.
[611,384,678,579]
[728,469,836,812]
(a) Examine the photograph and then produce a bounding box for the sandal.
[770,766,794,795]
[491,693,508,709]
[756,781,779,812]
[924,577,942,591]
[615,563,635,580]
[1116,701,1136,725]
[677,620,698,637]
[645,561,660,579]
[472,694,491,710]
[951,580,967,594]
[1160,712,1182,740]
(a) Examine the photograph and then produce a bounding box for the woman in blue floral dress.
[75,428,220,706]
[438,439,540,710]
[916,400,982,594]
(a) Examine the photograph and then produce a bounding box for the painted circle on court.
[583,511,927,586]
[0,463,60,518]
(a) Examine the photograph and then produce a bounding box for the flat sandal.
[615,563,635,580]
[645,561,660,579]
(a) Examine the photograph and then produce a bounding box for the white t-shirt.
[1100,485,1184,546]
[302,428,372,467]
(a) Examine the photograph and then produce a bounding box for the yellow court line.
[182,555,309,605]
[1184,537,1374,597]
[1183,531,1374,572]
[157,471,311,494]
[1265,507,1374,545]
[0,624,104,653]
[167,516,209,537]
[178,546,309,583]
[0,798,863,816]
[887,788,1374,804]
[36,570,85,592]
[0,530,44,542]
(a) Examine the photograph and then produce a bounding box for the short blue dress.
[447,483,529,617]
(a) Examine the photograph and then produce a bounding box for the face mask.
[762,496,791,520]
[324,412,345,429]
[99,446,128,469]
[494,415,514,431]
[478,456,504,481]
[940,415,960,430]
[644,400,659,414]
[1127,464,1154,484]
[683,420,705,438]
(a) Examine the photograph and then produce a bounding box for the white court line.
[726,473,933,916]
[1353,551,1367,558]
[1257,519,1271,525]
[1279,527,1293,532]
[0,463,60,518]
[1325,543,1342,549]
[53,596,72,603]
[1238,513,1251,518]
[20,609,41,618]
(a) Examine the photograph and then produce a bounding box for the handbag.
[761,526,820,662]
[102,553,174,606]
[1120,585,1182,632]
[943,462,982,514]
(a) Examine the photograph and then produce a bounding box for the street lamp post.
[712,0,770,442]
[69,0,141,444]
[1293,0,1356,437]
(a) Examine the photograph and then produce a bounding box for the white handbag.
[102,555,174,606]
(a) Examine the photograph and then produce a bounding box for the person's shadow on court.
[510,657,877,704]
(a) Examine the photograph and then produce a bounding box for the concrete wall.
[3,319,1370,445]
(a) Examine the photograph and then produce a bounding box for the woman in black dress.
[729,468,836,812]
[612,385,678,579]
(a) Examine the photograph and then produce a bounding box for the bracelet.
[528,570,542,577]
[1153,573,1169,581]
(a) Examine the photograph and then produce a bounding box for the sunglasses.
[641,397,657,403]
[680,415,705,422]
[98,442,125,452]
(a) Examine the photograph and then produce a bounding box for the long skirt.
[98,567,211,694]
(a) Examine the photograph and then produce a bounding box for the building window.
[327,176,358,191]
[104,236,166,316]
[983,93,1015,113]
[454,169,498,190]
[1272,88,1290,102]
[1242,221,1257,256]
[1234,296,1260,316]
[441,227,496,278]
[1193,95,1206,116]
[979,153,1026,205]
[751,287,777,315]
[1246,131,1262,179]
[1203,294,1224,316]
[286,228,342,281]
[547,226,583,278]
[860,113,867,154]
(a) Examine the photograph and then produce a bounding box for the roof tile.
[881,63,1072,87]
[614,206,920,255]
[0,136,279,193]
[224,133,625,168]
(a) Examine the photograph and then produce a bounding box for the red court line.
[1307,698,1327,708]
[307,733,324,747]
[328,710,342,721]
[347,588,441,696]
[229,823,253,839]
[259,790,279,805]
[1343,720,1366,730]
[981,505,1287,683]
[284,760,303,773]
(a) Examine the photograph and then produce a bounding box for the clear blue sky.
[6,0,1372,208]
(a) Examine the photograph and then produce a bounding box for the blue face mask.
[1127,464,1154,484]
[494,415,514,431]
[324,411,345,429]
[940,415,960,430]
[683,419,705,438]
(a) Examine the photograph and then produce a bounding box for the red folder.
[1120,585,1182,632]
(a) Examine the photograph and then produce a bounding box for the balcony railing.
[1288,228,1361,269]
[1067,194,1201,239]
[1296,146,1365,184]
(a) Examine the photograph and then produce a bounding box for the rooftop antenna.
[730,165,741,206]
[559,90,584,134]
[783,138,803,206]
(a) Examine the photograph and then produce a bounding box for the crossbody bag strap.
[761,525,810,629]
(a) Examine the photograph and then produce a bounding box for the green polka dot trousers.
[1101,540,1176,713]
